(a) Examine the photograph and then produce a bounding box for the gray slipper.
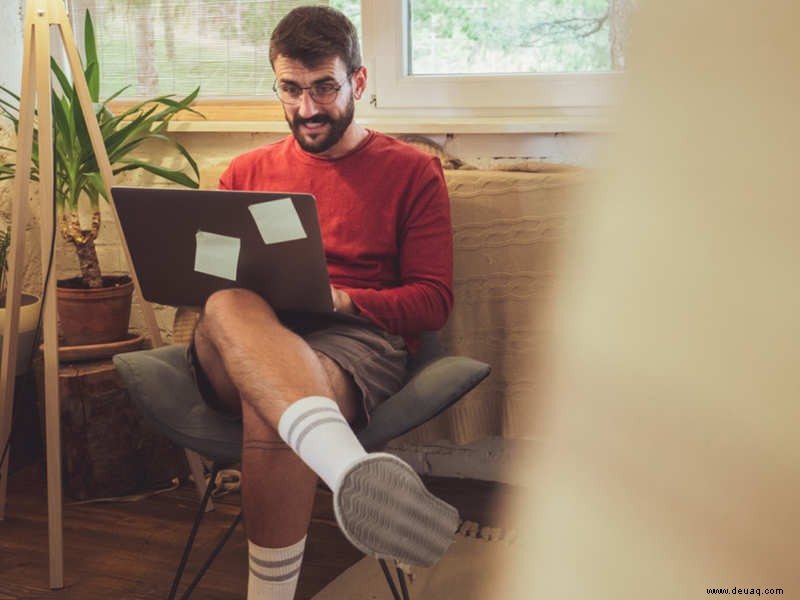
[333,453,460,567]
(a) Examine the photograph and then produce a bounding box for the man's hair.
[269,6,362,73]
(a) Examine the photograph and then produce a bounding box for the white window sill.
[166,112,614,135]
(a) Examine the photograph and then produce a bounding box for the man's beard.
[289,96,355,155]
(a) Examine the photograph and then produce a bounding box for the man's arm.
[336,158,454,336]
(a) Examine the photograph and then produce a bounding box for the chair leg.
[378,559,403,600]
[169,463,220,600]
[179,511,243,600]
[185,448,214,511]
[396,564,411,600]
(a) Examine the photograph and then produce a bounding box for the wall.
[0,1,23,94]
[98,130,597,486]
[0,1,43,295]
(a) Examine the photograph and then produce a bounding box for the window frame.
[106,98,286,123]
[359,0,620,127]
[98,0,620,131]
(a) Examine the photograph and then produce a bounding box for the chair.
[113,325,490,600]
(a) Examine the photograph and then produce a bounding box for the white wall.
[0,1,45,295]
[0,1,24,94]
[418,132,608,169]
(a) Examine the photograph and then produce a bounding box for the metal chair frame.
[168,462,413,600]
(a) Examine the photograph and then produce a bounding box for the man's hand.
[331,285,356,314]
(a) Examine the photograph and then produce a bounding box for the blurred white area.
[499,1,800,597]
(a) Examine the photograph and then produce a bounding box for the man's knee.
[203,288,278,324]
[242,402,283,442]
[314,350,361,423]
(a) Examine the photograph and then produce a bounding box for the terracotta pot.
[57,276,134,346]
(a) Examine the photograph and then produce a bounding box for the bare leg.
[194,288,353,425]
[193,288,360,546]
[194,288,458,569]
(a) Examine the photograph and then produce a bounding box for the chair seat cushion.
[113,345,243,463]
[356,356,491,451]
[114,345,490,460]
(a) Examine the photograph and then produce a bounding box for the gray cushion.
[113,342,490,460]
[113,345,243,463]
[356,356,490,450]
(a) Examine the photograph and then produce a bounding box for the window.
[408,0,623,75]
[362,0,632,114]
[65,0,631,127]
[66,0,359,99]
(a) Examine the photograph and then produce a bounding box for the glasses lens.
[311,84,339,104]
[275,83,300,104]
[273,80,344,104]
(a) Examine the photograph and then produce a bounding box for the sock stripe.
[249,564,302,583]
[248,536,306,598]
[284,405,342,446]
[277,395,366,491]
[249,551,304,569]
[294,417,350,454]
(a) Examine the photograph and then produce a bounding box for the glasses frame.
[272,73,354,105]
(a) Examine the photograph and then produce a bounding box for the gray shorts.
[187,318,409,423]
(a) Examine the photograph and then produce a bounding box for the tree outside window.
[67,0,631,113]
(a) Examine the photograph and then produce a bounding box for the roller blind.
[66,0,352,99]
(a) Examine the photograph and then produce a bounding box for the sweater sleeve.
[341,158,454,339]
[218,163,234,190]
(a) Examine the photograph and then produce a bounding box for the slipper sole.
[333,453,459,567]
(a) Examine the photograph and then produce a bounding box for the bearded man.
[188,6,458,599]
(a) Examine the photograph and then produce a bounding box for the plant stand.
[32,355,187,500]
[0,0,167,588]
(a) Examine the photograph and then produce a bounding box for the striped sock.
[247,536,306,599]
[277,396,367,490]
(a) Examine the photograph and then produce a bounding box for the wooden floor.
[0,461,516,599]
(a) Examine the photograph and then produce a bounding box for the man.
[190,6,458,599]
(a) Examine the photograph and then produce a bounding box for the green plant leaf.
[0,9,203,287]
[84,172,107,205]
[83,10,100,101]
[173,141,200,179]
[51,91,70,142]
[114,159,199,188]
[0,98,20,118]
[50,58,71,97]
[100,85,132,107]
[150,88,204,121]
[0,85,20,102]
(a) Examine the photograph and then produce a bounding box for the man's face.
[273,55,364,157]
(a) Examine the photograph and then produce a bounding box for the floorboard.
[0,462,517,599]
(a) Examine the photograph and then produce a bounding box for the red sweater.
[219,130,454,353]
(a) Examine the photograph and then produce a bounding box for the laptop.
[112,186,338,315]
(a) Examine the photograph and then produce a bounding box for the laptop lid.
[112,186,335,313]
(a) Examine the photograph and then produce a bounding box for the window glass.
[67,0,361,99]
[408,0,631,76]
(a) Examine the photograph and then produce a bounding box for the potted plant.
[0,227,41,375]
[0,10,201,346]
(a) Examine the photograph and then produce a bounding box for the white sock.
[247,536,306,600]
[278,396,367,490]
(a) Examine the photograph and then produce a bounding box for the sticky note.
[248,198,307,245]
[194,231,240,281]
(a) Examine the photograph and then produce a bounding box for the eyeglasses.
[272,76,350,105]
